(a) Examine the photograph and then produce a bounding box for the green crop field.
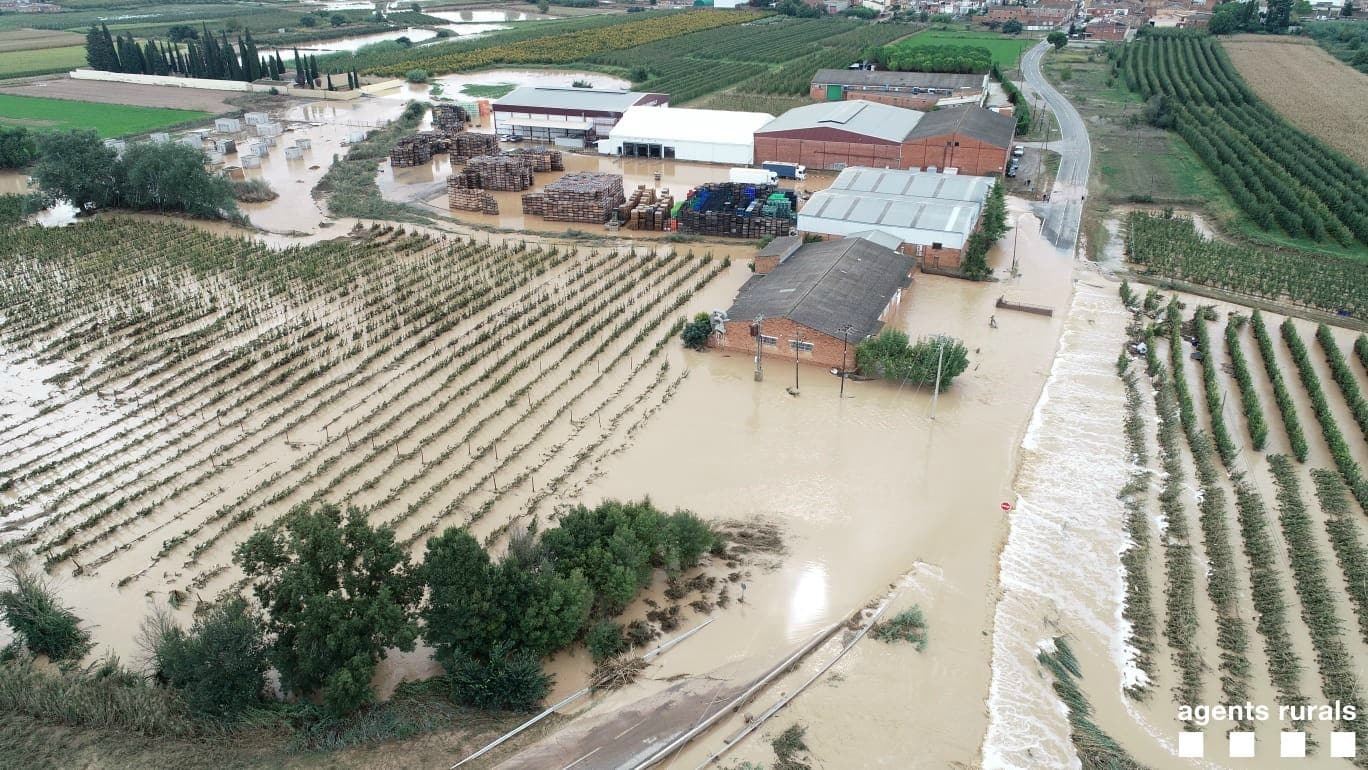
[0,94,210,138]
[0,44,87,78]
[894,29,1034,67]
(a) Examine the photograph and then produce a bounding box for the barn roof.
[809,69,987,91]
[755,101,923,143]
[493,87,662,113]
[905,104,1016,149]
[726,237,913,341]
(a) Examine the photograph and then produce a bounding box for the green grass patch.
[0,95,210,138]
[461,83,516,99]
[893,29,1033,67]
[0,45,87,79]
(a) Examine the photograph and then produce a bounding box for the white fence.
[69,69,362,101]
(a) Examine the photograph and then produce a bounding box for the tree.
[141,598,268,716]
[0,126,36,169]
[448,642,552,711]
[119,142,236,218]
[299,14,318,27]
[1265,0,1292,31]
[1002,19,1023,34]
[32,130,122,209]
[0,564,92,663]
[167,24,198,42]
[1344,1,1356,17]
[84,24,120,71]
[330,13,348,27]
[1047,30,1068,50]
[236,502,422,714]
[680,312,713,350]
[854,331,971,390]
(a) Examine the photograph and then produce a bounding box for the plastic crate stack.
[677,183,797,239]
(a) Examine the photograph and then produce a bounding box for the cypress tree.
[326,72,334,91]
[101,24,119,72]
[292,48,304,86]
[309,54,320,85]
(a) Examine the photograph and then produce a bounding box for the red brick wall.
[797,230,965,270]
[900,133,1010,175]
[712,318,853,370]
[754,135,903,170]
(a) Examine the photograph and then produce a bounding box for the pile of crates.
[454,155,535,191]
[505,148,564,172]
[449,132,501,163]
[678,183,798,239]
[522,172,625,223]
[615,185,675,231]
[389,135,433,167]
[431,104,469,133]
[447,178,500,214]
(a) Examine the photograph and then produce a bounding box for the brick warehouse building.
[713,237,915,370]
[808,69,988,111]
[754,101,1016,176]
[797,167,994,270]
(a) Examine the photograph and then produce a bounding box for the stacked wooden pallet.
[447,176,499,214]
[461,155,535,191]
[615,185,675,231]
[389,135,432,167]
[677,183,797,239]
[506,149,564,172]
[431,104,469,133]
[522,172,625,223]
[450,133,502,163]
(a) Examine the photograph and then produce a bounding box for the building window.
[789,340,814,352]
[932,242,943,250]
[759,334,778,346]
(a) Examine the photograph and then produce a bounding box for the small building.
[809,69,989,110]
[754,101,1015,176]
[797,166,994,270]
[492,87,669,147]
[598,106,773,165]
[713,236,915,370]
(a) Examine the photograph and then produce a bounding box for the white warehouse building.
[598,106,773,165]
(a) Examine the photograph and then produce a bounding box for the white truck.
[729,167,779,186]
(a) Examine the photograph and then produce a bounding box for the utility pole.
[792,332,803,392]
[930,340,945,420]
[752,315,764,382]
[839,326,851,398]
[1010,215,1021,279]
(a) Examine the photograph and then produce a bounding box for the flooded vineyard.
[0,218,729,664]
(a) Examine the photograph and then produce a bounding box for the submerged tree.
[0,564,93,663]
[236,502,422,714]
[141,597,268,716]
[855,330,970,390]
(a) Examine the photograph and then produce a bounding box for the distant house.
[809,69,989,110]
[714,237,915,369]
[492,87,668,147]
[1083,18,1137,40]
[754,101,1016,176]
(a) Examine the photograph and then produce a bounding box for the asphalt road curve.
[1020,40,1092,254]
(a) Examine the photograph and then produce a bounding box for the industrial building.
[797,167,994,270]
[491,87,669,147]
[713,236,914,370]
[808,69,989,110]
[753,101,1014,176]
[597,106,773,165]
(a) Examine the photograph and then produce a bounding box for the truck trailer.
[761,161,806,180]
[729,167,779,186]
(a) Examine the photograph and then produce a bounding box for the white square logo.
[1330,731,1356,759]
[1229,731,1256,758]
[1280,732,1306,758]
[1177,731,1204,758]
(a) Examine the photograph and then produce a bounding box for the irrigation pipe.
[632,620,846,770]
[451,616,717,769]
[693,599,895,768]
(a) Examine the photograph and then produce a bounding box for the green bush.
[586,620,626,663]
[870,607,928,651]
[449,643,552,711]
[0,565,92,663]
[855,330,969,390]
[680,312,713,350]
[405,69,429,83]
[143,598,267,717]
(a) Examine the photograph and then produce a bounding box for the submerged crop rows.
[0,219,721,605]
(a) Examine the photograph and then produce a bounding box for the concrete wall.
[69,69,361,101]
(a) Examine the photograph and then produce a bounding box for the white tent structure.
[598,106,773,165]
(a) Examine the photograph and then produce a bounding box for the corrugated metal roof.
[726,237,913,341]
[755,101,924,143]
[809,69,988,91]
[800,167,993,244]
[493,87,653,113]
[904,104,1015,148]
[607,106,774,146]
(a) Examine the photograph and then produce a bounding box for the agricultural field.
[1110,283,1368,760]
[1119,31,1368,249]
[0,94,210,138]
[0,217,723,654]
[0,28,83,53]
[885,28,1033,68]
[1222,35,1368,167]
[0,45,87,79]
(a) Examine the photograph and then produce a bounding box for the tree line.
[84,22,360,90]
[1,498,720,720]
[864,43,994,74]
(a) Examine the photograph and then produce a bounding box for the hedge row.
[1224,317,1269,451]
[1281,319,1368,512]
[1251,311,1308,462]
[1315,324,1368,442]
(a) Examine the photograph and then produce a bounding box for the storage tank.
[241,155,262,169]
[215,118,242,133]
[284,146,303,160]
[244,112,270,126]
[294,138,312,150]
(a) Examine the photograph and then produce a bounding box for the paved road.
[1019,40,1092,254]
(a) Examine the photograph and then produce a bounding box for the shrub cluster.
[855,330,970,390]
